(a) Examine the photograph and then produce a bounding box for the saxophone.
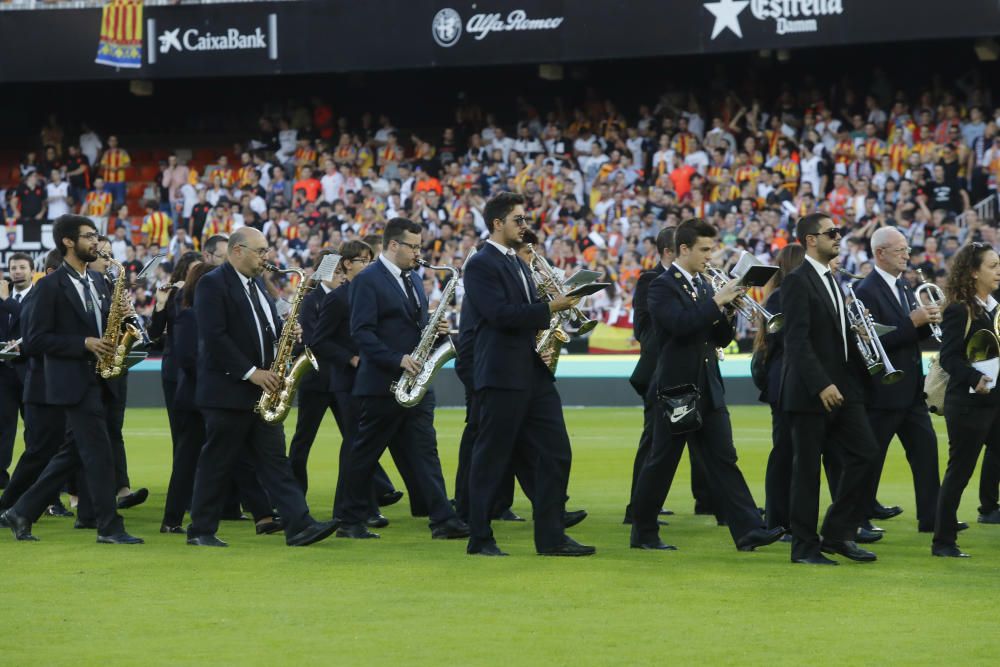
[254,264,322,424]
[535,316,570,373]
[94,251,142,379]
[391,259,459,408]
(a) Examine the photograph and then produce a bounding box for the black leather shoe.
[958,521,969,531]
[116,488,149,510]
[287,519,338,547]
[977,509,1000,524]
[468,542,509,556]
[46,503,74,518]
[97,532,144,545]
[0,512,9,528]
[659,509,674,516]
[932,544,970,558]
[821,540,877,562]
[336,523,379,539]
[779,533,793,543]
[871,504,903,520]
[860,519,884,533]
[187,535,228,547]
[630,538,677,550]
[431,518,470,540]
[538,536,596,556]
[366,514,389,528]
[160,524,184,534]
[497,509,525,522]
[2,509,37,541]
[563,509,588,528]
[378,490,404,507]
[256,519,284,535]
[74,519,97,530]
[793,554,838,565]
[856,526,884,544]
[735,526,785,551]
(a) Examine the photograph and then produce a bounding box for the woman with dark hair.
[932,242,1000,557]
[149,250,203,458]
[160,262,282,535]
[753,243,805,534]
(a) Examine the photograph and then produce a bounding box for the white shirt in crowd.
[46,181,70,220]
[321,171,344,204]
[79,131,102,166]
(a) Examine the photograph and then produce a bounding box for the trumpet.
[705,267,784,333]
[967,304,1000,362]
[526,243,597,335]
[914,269,944,343]
[837,269,904,384]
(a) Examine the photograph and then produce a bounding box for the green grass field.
[3,406,999,665]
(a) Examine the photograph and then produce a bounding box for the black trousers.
[188,408,311,539]
[865,404,941,529]
[0,365,24,476]
[625,391,716,520]
[338,392,454,526]
[979,440,1000,515]
[764,402,793,531]
[12,382,124,536]
[632,394,763,545]
[106,386,129,491]
[454,389,528,522]
[0,403,65,511]
[934,404,1000,547]
[468,369,572,552]
[788,402,879,560]
[331,390,396,518]
[161,375,180,456]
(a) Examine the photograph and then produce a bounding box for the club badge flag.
[95,0,144,69]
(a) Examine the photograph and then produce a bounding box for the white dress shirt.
[804,254,848,359]
[65,265,103,336]
[487,239,530,299]
[234,266,277,379]
[671,261,700,296]
[874,264,904,307]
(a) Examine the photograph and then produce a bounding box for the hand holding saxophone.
[84,336,115,358]
[399,354,422,375]
[249,369,282,393]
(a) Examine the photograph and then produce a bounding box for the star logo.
[158,28,182,54]
[704,0,749,39]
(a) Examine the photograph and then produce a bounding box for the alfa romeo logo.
[432,8,462,47]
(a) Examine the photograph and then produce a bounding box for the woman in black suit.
[753,244,805,533]
[932,242,1000,557]
[149,251,202,457]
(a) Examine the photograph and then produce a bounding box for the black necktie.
[246,278,275,368]
[692,275,705,300]
[400,271,420,319]
[896,278,911,313]
[507,254,530,300]
[71,272,101,336]
[13,293,21,303]
[824,271,846,357]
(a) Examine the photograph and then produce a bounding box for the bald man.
[186,228,337,547]
[854,226,941,533]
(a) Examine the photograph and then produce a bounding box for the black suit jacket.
[628,264,665,397]
[854,271,930,410]
[455,286,477,390]
[647,267,733,409]
[349,258,428,397]
[1,287,32,384]
[172,306,199,411]
[16,290,46,405]
[23,264,119,406]
[313,282,358,394]
[939,301,1000,408]
[298,285,333,393]
[780,261,867,413]
[462,243,552,392]
[194,262,283,411]
[148,289,180,383]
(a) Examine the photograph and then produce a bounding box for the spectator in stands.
[99,134,130,207]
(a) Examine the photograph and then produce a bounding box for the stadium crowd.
[3,79,1000,347]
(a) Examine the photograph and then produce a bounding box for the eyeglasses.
[395,241,422,252]
[348,257,372,265]
[808,227,843,240]
[510,215,530,227]
[884,246,912,255]
[78,232,99,240]
[237,244,269,258]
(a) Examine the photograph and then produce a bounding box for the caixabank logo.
[704,0,845,39]
[146,13,279,64]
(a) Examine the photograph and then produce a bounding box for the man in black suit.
[781,213,880,564]
[855,226,941,532]
[630,218,782,552]
[463,192,594,557]
[0,251,68,516]
[334,217,468,540]
[185,227,338,547]
[624,227,715,524]
[1,215,141,544]
[0,252,34,488]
